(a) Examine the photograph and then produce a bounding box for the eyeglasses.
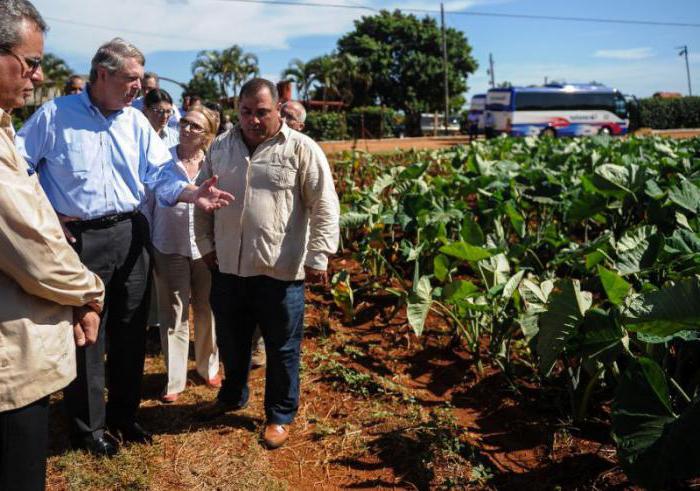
[0,47,42,77]
[148,108,173,117]
[179,118,206,134]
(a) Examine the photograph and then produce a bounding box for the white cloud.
[593,47,655,60]
[35,0,505,57]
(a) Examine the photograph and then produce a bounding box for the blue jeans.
[210,273,305,424]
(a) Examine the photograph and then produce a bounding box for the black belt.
[69,211,140,230]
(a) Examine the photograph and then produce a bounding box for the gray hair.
[143,71,159,83]
[89,38,145,83]
[239,78,278,103]
[282,101,306,123]
[0,0,47,51]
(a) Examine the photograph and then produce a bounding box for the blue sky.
[34,0,700,107]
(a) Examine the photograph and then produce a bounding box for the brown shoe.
[262,424,289,449]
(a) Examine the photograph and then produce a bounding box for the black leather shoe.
[72,434,119,457]
[110,421,153,444]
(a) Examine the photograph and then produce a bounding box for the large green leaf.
[592,163,644,196]
[597,265,631,306]
[460,216,485,246]
[612,357,700,489]
[479,253,510,290]
[439,241,492,262]
[339,211,371,228]
[667,179,700,214]
[407,276,432,337]
[622,277,700,337]
[613,225,662,276]
[442,279,481,303]
[537,280,592,376]
[504,201,526,238]
[433,254,450,282]
[517,278,555,341]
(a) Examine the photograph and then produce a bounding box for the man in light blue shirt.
[16,37,232,457]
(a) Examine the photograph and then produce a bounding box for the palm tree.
[307,54,340,109]
[191,45,259,101]
[226,45,259,99]
[41,53,72,90]
[281,58,314,101]
[333,53,371,106]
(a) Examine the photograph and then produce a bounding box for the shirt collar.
[0,108,14,140]
[81,85,125,118]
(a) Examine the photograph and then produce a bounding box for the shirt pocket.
[53,139,99,173]
[267,155,298,189]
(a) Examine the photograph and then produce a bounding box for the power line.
[211,0,700,28]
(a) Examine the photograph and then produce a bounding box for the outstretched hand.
[194,175,234,213]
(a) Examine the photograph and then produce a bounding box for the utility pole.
[676,45,693,96]
[441,3,449,134]
[487,53,495,88]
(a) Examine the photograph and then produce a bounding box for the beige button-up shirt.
[195,124,340,281]
[0,108,105,411]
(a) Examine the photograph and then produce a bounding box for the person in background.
[280,100,306,132]
[143,88,178,148]
[16,37,234,457]
[195,78,339,449]
[133,71,181,127]
[180,92,201,115]
[151,105,221,403]
[63,74,84,95]
[0,1,105,489]
[222,113,234,132]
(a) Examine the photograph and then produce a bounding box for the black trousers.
[0,396,49,491]
[63,214,152,439]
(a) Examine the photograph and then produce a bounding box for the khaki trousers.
[153,249,219,395]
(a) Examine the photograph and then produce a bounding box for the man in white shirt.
[195,78,339,449]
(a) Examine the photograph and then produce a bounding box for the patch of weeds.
[318,359,381,397]
[312,422,338,440]
[52,443,158,490]
[342,344,366,359]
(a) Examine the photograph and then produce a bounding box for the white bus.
[484,83,629,138]
[466,94,486,135]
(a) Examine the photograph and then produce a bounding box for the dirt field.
[318,129,700,155]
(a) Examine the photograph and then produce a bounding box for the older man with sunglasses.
[0,1,106,489]
[16,37,233,457]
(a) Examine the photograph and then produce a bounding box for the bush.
[304,111,348,141]
[638,96,700,129]
[346,106,396,139]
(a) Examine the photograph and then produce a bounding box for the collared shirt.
[194,123,340,281]
[159,125,179,148]
[133,96,182,129]
[0,108,105,411]
[15,90,188,220]
[150,147,201,259]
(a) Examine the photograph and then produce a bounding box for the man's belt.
[70,211,140,230]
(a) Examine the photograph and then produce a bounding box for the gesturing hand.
[194,175,234,213]
[73,306,100,347]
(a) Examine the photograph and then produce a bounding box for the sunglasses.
[179,118,206,134]
[148,108,173,117]
[0,48,41,77]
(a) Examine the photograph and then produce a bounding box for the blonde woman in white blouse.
[152,106,221,402]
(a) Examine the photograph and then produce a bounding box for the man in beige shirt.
[195,78,339,449]
[0,1,105,489]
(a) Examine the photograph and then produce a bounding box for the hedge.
[304,111,349,141]
[638,96,700,129]
[346,106,397,139]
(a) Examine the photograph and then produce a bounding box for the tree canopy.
[337,10,478,116]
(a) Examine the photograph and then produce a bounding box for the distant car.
[420,113,461,135]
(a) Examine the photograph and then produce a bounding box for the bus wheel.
[541,127,556,138]
[598,126,612,136]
